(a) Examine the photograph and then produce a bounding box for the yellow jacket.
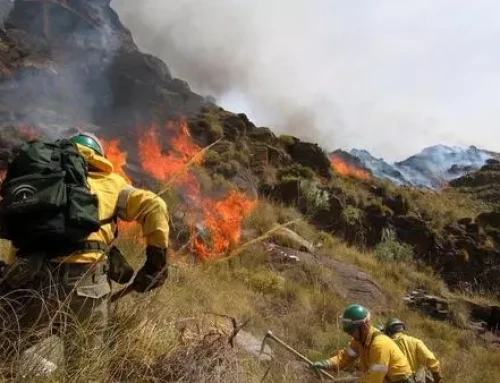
[327,326,413,383]
[3,143,169,264]
[392,333,440,374]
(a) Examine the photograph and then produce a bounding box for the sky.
[112,0,500,161]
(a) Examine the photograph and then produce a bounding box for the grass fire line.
[102,119,257,265]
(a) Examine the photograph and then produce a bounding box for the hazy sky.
[112,0,500,161]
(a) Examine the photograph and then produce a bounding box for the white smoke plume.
[111,0,500,160]
[0,0,13,29]
[111,0,343,147]
[1,0,120,138]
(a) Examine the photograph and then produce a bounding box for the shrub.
[234,268,285,295]
[278,134,297,148]
[342,205,364,226]
[374,228,414,263]
[299,180,330,216]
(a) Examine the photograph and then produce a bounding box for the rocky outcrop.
[450,159,500,205]
[266,244,388,311]
[287,142,332,179]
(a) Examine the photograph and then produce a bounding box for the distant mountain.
[348,145,494,189]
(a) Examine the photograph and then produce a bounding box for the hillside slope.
[0,2,499,382]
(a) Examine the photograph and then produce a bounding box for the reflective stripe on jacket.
[53,144,169,263]
[327,326,413,383]
[392,333,441,375]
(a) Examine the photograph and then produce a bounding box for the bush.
[203,150,221,166]
[234,268,285,295]
[299,180,330,216]
[374,228,414,263]
[278,134,297,148]
[342,205,364,226]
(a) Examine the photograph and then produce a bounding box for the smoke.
[0,0,13,29]
[111,0,500,160]
[1,0,120,137]
[111,0,343,146]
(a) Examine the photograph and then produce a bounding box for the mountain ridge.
[345,144,496,189]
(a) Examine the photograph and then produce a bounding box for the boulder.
[266,245,388,310]
[363,203,393,246]
[477,212,500,230]
[394,215,435,256]
[288,142,332,179]
[382,194,409,216]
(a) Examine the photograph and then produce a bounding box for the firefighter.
[311,304,415,383]
[384,318,443,383]
[0,132,169,376]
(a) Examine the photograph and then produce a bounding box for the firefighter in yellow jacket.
[311,304,415,383]
[384,318,443,383]
[0,132,169,375]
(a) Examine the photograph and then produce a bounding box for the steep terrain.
[450,159,500,207]
[0,1,499,382]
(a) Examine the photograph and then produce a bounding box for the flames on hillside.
[104,119,256,260]
[1,119,256,260]
[330,154,371,180]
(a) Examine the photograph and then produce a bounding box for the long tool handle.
[265,331,338,381]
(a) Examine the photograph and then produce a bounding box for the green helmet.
[70,132,104,156]
[385,317,406,334]
[341,304,371,333]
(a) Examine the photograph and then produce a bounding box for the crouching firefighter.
[311,304,415,383]
[384,318,443,383]
[0,132,169,375]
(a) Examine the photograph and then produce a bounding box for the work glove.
[108,245,134,284]
[311,360,331,371]
[432,371,444,383]
[133,245,168,293]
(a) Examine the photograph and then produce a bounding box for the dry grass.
[398,187,490,229]
[0,202,499,382]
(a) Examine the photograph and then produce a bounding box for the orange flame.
[100,137,131,182]
[193,190,257,260]
[137,118,256,259]
[330,155,371,180]
[138,119,202,183]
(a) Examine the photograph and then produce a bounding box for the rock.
[271,177,301,205]
[476,212,500,230]
[382,194,409,215]
[266,245,388,310]
[288,141,332,179]
[457,217,473,226]
[221,114,247,139]
[270,228,315,253]
[394,215,435,256]
[248,127,276,144]
[310,193,344,231]
[404,290,449,320]
[235,330,272,361]
[363,203,393,246]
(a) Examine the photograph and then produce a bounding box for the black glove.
[133,246,168,293]
[432,371,444,383]
[108,246,135,284]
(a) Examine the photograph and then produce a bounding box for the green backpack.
[0,138,101,255]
